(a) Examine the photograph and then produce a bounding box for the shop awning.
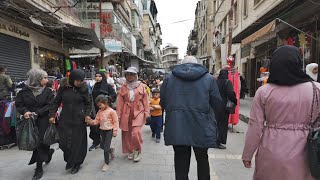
[241,20,276,46]
[62,24,106,51]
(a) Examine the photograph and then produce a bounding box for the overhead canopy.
[241,20,276,46]
[63,24,106,51]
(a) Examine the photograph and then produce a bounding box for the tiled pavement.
[0,120,253,180]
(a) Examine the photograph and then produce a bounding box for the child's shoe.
[156,138,160,143]
[102,163,110,172]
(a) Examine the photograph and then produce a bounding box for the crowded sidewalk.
[0,119,253,180]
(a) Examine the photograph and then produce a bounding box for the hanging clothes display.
[228,71,240,125]
[0,100,17,147]
[65,59,71,71]
[298,33,306,46]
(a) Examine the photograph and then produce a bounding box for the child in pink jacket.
[87,95,119,172]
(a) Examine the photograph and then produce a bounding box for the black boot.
[65,163,73,170]
[45,149,54,164]
[71,164,80,174]
[32,163,43,180]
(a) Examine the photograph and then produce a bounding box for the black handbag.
[307,82,320,178]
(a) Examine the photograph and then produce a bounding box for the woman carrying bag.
[242,45,319,180]
[49,69,91,175]
[16,69,54,180]
[215,69,237,149]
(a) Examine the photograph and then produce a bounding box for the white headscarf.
[125,73,141,102]
[306,63,318,81]
[26,68,48,96]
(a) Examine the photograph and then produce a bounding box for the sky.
[154,0,199,59]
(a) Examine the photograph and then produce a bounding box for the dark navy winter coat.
[160,63,222,148]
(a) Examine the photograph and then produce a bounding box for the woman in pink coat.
[242,45,319,180]
[116,67,150,162]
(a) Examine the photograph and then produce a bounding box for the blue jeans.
[150,116,163,139]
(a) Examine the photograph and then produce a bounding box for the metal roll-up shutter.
[0,33,31,80]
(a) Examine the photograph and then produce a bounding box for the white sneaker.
[102,163,110,172]
[128,153,134,160]
[133,151,141,162]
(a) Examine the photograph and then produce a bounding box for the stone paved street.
[0,117,253,180]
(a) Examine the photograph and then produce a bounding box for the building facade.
[161,44,179,69]
[0,0,101,80]
[210,0,320,96]
[187,0,214,72]
[142,0,162,67]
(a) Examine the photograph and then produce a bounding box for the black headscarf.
[217,69,229,91]
[69,69,85,87]
[267,45,312,86]
[92,71,109,98]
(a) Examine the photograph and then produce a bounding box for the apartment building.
[212,0,320,96]
[161,44,179,69]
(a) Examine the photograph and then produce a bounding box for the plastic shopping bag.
[16,115,39,151]
[43,124,59,145]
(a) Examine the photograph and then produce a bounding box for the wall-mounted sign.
[105,39,122,52]
[0,23,29,37]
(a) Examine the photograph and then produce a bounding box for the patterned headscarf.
[26,68,48,96]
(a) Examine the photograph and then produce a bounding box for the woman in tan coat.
[117,67,150,162]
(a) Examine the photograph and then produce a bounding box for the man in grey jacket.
[160,56,222,180]
[0,65,13,100]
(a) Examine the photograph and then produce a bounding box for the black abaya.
[49,78,91,165]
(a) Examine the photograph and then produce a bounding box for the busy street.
[0,120,253,180]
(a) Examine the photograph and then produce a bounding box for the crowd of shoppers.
[10,45,320,180]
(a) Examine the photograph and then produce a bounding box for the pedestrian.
[149,88,163,143]
[15,68,55,180]
[86,95,118,172]
[306,63,318,81]
[89,71,116,151]
[240,76,248,99]
[215,69,237,149]
[116,67,150,162]
[160,56,222,180]
[0,65,13,100]
[49,69,91,175]
[242,45,317,180]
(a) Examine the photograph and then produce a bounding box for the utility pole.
[99,0,104,69]
[227,0,234,58]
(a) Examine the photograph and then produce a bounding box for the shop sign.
[0,23,29,37]
[105,39,122,52]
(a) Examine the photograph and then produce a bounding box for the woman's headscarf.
[69,69,85,87]
[306,63,318,81]
[92,71,108,98]
[26,68,48,96]
[267,45,312,86]
[217,69,229,91]
[124,67,141,91]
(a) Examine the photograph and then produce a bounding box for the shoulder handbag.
[307,81,320,178]
[225,80,236,114]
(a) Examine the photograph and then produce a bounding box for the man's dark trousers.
[173,145,210,180]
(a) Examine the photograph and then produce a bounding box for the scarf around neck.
[26,68,47,97]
